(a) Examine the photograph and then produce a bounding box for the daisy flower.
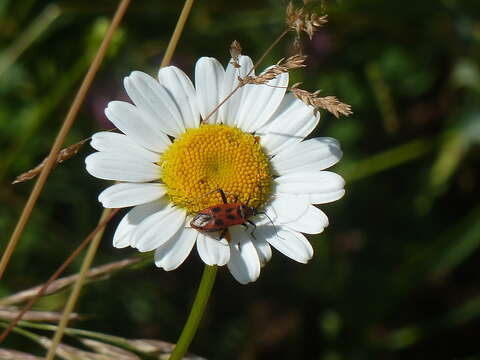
[85,54,345,284]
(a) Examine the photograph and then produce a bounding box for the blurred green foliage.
[1,0,480,359]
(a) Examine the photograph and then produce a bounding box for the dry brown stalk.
[0,307,80,322]
[290,84,353,118]
[160,0,195,68]
[0,0,131,281]
[0,257,141,306]
[229,40,242,68]
[39,337,108,360]
[0,208,120,344]
[0,348,42,359]
[127,339,206,359]
[12,139,88,184]
[286,2,328,40]
[243,54,307,85]
[127,339,174,354]
[80,338,140,359]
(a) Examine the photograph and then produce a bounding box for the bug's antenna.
[256,210,281,241]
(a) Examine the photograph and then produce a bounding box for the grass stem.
[45,209,116,359]
[160,0,196,68]
[0,209,119,343]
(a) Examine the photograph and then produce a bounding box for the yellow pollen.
[160,124,271,213]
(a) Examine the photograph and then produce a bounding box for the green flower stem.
[168,265,217,360]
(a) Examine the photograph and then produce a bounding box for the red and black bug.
[190,189,260,240]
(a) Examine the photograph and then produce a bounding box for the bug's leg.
[215,189,240,203]
[247,221,258,242]
[236,223,251,251]
[242,220,258,241]
[218,189,228,204]
[218,228,228,241]
[247,220,257,234]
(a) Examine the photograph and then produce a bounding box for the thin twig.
[45,209,116,359]
[202,82,243,123]
[202,28,290,123]
[12,127,121,184]
[251,28,290,75]
[12,139,89,184]
[0,0,131,280]
[0,256,143,306]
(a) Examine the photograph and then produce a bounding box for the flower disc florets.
[160,124,271,213]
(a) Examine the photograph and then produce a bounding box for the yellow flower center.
[160,124,271,213]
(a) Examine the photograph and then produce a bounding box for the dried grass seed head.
[243,54,307,85]
[286,2,328,40]
[290,84,353,118]
[230,40,242,68]
[12,139,88,184]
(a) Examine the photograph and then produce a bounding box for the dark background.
[1,0,480,358]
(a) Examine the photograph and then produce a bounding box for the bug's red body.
[190,203,256,232]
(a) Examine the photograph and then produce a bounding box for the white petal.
[124,71,185,136]
[195,57,225,124]
[263,195,327,234]
[258,94,319,155]
[227,229,261,284]
[91,132,160,163]
[263,194,310,225]
[105,101,171,153]
[220,55,254,127]
[252,235,272,267]
[158,66,200,129]
[266,227,314,263]
[98,183,166,208]
[230,225,275,266]
[253,224,275,266]
[113,201,163,248]
[308,190,346,204]
[154,226,197,271]
[237,70,289,132]
[196,233,230,266]
[271,137,343,175]
[85,152,161,182]
[132,205,186,252]
[275,171,345,195]
[282,205,329,234]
